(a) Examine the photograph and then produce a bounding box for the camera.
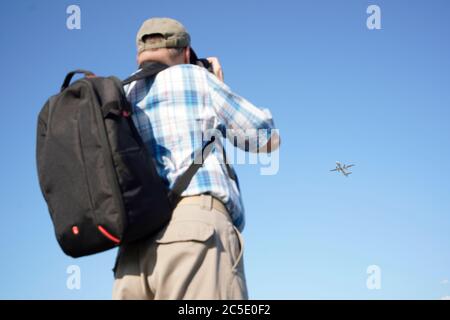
[189,48,213,73]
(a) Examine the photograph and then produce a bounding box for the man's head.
[136,17,191,66]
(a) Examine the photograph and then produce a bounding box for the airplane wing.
[330,168,338,172]
[344,164,355,169]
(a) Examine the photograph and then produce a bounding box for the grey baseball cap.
[136,17,191,53]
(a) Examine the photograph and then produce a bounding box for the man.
[112,17,280,300]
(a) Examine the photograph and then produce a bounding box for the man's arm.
[254,130,280,153]
[205,62,279,154]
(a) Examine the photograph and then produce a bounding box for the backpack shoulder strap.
[168,138,216,207]
[168,137,239,208]
[122,62,169,85]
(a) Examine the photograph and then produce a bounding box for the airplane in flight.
[330,162,355,177]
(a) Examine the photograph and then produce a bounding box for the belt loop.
[201,194,213,210]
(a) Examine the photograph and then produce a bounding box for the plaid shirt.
[124,64,275,231]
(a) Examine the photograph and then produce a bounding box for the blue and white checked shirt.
[124,64,274,231]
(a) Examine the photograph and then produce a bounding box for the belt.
[177,194,228,216]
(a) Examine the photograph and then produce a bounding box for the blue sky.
[0,0,449,299]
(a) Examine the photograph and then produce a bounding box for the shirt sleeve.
[206,72,275,152]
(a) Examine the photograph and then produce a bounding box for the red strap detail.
[97,225,120,244]
[122,110,130,117]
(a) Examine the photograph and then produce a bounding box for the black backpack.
[36,62,214,258]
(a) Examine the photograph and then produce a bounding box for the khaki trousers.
[112,195,248,300]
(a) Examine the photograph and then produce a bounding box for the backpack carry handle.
[61,70,95,92]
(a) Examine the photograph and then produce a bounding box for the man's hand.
[206,57,224,82]
[197,57,224,82]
